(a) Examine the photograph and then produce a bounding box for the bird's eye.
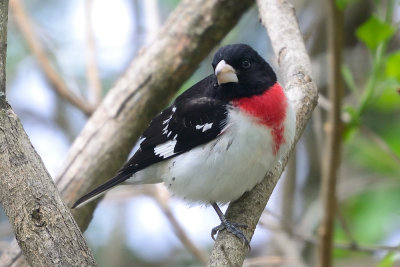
[242,60,251,69]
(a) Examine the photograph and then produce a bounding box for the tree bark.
[209,0,318,265]
[0,108,97,267]
[0,2,96,266]
[1,0,254,265]
[0,0,7,101]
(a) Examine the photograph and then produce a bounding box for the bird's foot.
[211,220,250,247]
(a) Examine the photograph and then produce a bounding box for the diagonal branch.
[0,106,97,267]
[0,2,96,266]
[9,0,94,115]
[209,0,318,265]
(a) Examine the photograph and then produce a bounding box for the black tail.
[71,172,131,209]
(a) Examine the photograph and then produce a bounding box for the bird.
[72,43,296,246]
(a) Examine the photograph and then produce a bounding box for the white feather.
[127,102,296,203]
[195,123,213,132]
[154,140,177,158]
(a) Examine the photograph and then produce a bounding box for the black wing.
[132,96,228,168]
[72,76,228,208]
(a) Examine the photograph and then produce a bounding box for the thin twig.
[360,126,400,166]
[281,155,296,228]
[9,0,94,115]
[151,186,208,266]
[312,106,324,159]
[85,184,208,265]
[260,214,400,254]
[271,231,308,267]
[335,202,357,245]
[85,0,102,105]
[318,0,344,266]
[318,94,351,123]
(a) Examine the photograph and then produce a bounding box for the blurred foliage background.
[1,0,400,266]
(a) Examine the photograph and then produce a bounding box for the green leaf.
[386,51,400,81]
[356,16,395,50]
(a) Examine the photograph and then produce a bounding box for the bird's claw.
[211,220,250,248]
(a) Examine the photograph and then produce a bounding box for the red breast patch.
[232,83,288,155]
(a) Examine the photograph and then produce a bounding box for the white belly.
[128,105,295,204]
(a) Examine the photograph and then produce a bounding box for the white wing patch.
[195,123,213,132]
[154,140,177,158]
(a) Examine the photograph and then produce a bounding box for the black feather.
[72,43,276,209]
[72,76,228,208]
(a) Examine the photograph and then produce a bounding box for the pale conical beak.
[215,60,238,85]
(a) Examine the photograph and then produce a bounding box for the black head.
[211,44,277,101]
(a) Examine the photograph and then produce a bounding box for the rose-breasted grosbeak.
[73,44,296,245]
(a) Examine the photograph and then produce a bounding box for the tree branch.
[1,0,254,265]
[209,0,318,265]
[0,0,7,101]
[318,0,344,266]
[0,2,96,266]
